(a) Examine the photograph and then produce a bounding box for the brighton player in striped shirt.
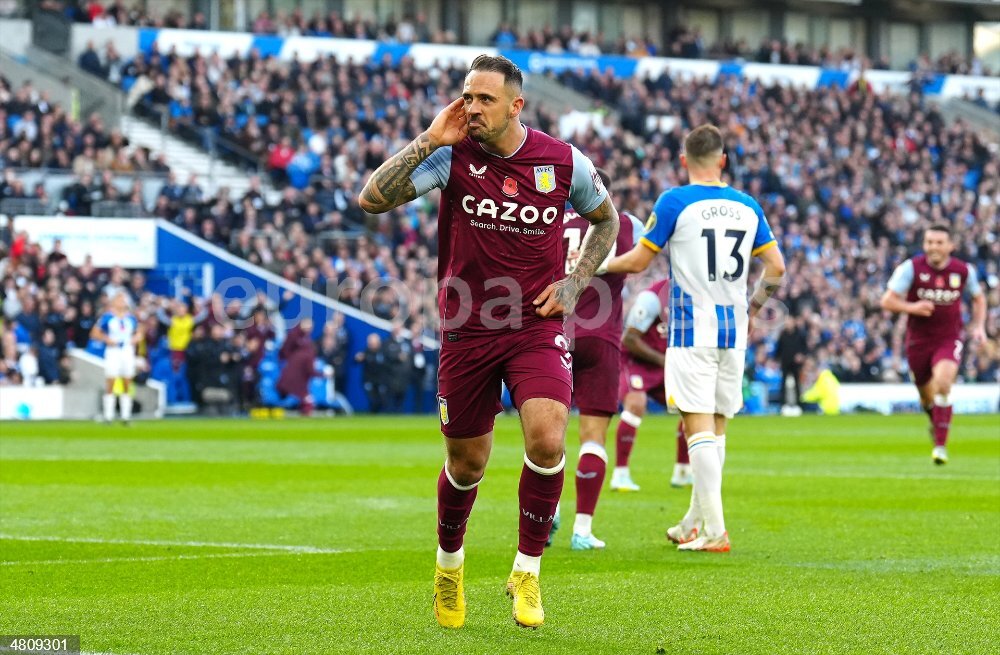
[91,292,140,424]
[607,125,786,552]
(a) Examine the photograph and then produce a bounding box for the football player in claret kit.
[880,225,987,464]
[359,55,619,628]
[607,124,786,553]
[557,167,646,550]
[618,279,691,490]
[91,292,140,424]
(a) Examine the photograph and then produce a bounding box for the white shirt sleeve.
[886,260,914,295]
[624,290,661,333]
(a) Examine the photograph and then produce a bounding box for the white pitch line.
[733,468,999,482]
[0,534,347,554]
[2,550,330,567]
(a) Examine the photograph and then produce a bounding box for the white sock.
[120,394,133,420]
[436,545,464,569]
[573,513,593,537]
[512,550,541,576]
[103,394,116,421]
[933,394,950,408]
[672,463,684,477]
[688,431,725,538]
[716,434,726,470]
[680,485,700,532]
[613,466,629,476]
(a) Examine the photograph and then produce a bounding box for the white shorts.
[104,346,137,379]
[665,347,745,418]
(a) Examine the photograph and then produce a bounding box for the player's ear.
[510,93,524,118]
[719,152,727,170]
[679,153,688,170]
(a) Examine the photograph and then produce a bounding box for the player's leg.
[432,339,503,629]
[612,386,646,491]
[510,397,568,627]
[433,431,491,629]
[907,344,935,435]
[119,350,137,424]
[503,325,573,628]
[714,414,729,470]
[678,352,744,551]
[102,348,120,422]
[569,337,617,549]
[671,417,693,487]
[928,344,961,464]
[102,376,117,422]
[572,413,611,549]
[670,348,731,552]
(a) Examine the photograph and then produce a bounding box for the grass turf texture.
[1,414,998,655]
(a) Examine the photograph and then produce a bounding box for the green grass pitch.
[1,414,998,654]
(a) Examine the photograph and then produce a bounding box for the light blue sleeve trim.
[966,264,983,297]
[568,146,607,215]
[627,213,645,248]
[624,290,661,333]
[886,260,914,295]
[410,146,452,196]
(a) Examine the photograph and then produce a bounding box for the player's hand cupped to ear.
[426,98,470,147]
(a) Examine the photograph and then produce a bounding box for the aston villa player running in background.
[560,168,645,550]
[360,55,619,629]
[880,225,986,464]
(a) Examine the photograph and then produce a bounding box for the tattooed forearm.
[573,199,619,280]
[359,132,435,213]
[553,198,620,312]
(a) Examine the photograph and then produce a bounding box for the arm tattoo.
[359,132,434,213]
[554,197,619,312]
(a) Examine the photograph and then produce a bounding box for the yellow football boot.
[433,562,466,628]
[506,570,544,628]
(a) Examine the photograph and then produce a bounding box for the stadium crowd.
[45,0,996,76]
[3,36,999,404]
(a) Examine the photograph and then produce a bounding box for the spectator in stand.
[318,313,349,396]
[382,322,410,413]
[356,332,388,413]
[267,136,296,186]
[157,296,208,366]
[78,40,104,78]
[775,316,808,410]
[242,300,276,406]
[276,318,318,415]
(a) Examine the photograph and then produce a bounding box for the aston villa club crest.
[949,273,961,288]
[502,176,518,197]
[438,396,450,425]
[534,165,556,193]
